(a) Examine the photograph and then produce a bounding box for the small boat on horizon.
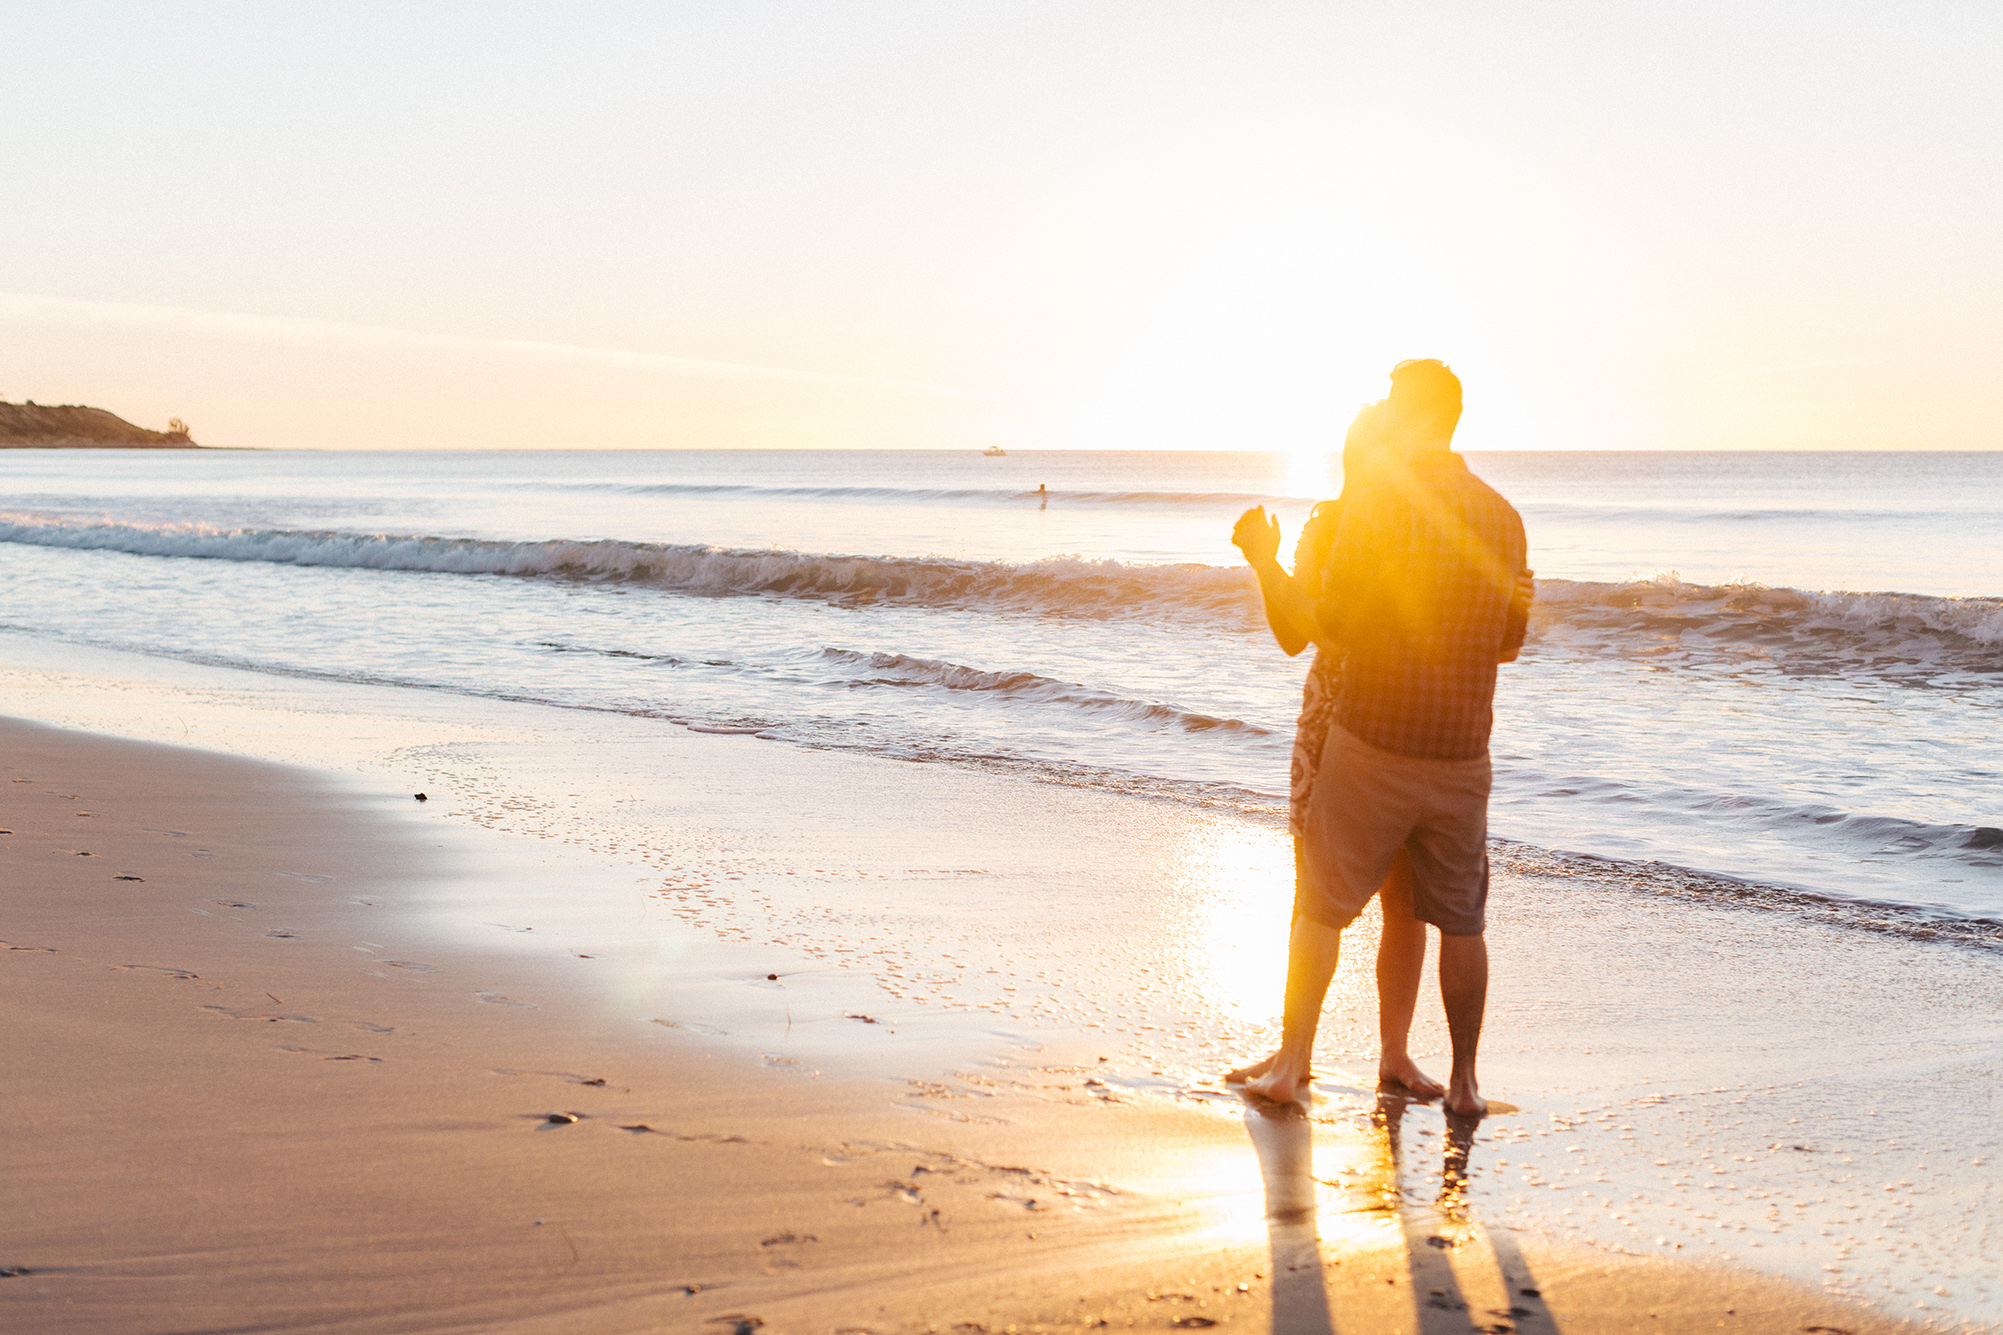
[983,445,1006,457]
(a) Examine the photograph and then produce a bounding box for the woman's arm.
[1232,505,1322,656]
[1499,567,1536,663]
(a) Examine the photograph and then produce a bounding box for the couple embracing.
[1227,359,1532,1118]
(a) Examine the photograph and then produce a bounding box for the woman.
[1225,404,1445,1100]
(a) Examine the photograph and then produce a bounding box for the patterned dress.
[1288,501,1344,843]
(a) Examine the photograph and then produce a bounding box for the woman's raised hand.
[1231,505,1283,566]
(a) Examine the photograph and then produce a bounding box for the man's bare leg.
[1225,912,1342,1104]
[1438,931,1489,1116]
[1376,856,1445,1098]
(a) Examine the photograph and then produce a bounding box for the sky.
[2,1,1998,452]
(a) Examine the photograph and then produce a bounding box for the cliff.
[0,400,200,448]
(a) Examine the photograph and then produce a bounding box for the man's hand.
[1232,505,1283,567]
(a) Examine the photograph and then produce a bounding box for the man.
[1234,359,1530,1116]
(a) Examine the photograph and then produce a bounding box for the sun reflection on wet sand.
[1155,821,1399,1084]
[1176,825,1293,1019]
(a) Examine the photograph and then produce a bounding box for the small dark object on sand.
[114,875,145,881]
[546,1112,579,1124]
[619,1124,655,1133]
[766,973,779,981]
[1426,1235,1452,1249]
[844,1012,880,1024]
[708,1318,763,1334]
[1519,1287,1541,1298]
[0,1268,31,1278]
[580,1077,607,1086]
[413,793,427,802]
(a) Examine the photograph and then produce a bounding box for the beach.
[10,1,2002,1324]
[3,689,1989,1332]
[4,446,2000,1330]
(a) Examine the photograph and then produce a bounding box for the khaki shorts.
[1300,724,1492,936]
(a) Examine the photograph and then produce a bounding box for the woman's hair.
[1299,401,1391,582]
[1338,400,1390,502]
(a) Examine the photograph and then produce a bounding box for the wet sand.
[0,715,1930,1334]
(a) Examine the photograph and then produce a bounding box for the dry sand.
[0,716,1922,1334]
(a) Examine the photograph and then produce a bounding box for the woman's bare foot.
[1224,1053,1276,1085]
[1377,1053,1445,1099]
[1444,1073,1487,1117]
[1226,1051,1312,1104]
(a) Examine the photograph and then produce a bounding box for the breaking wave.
[4,513,1999,676]
[1530,576,2003,679]
[0,512,1259,621]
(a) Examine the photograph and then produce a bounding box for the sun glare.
[1061,148,1503,454]
[1170,824,1295,1021]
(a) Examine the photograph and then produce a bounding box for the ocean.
[3,446,1999,926]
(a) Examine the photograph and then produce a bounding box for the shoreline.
[1,712,1955,1333]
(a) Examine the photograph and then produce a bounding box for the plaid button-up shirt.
[1318,451,1530,761]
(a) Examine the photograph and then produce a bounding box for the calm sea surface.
[3,448,2000,922]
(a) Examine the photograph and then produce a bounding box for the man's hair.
[1388,359,1462,439]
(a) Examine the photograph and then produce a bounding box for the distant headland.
[0,399,201,449]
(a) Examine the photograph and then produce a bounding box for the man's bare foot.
[1444,1074,1486,1118]
[1378,1053,1446,1099]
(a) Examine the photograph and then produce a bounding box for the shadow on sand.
[1242,1090,1561,1334]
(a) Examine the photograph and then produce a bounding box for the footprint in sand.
[383,960,438,973]
[478,992,537,1008]
[207,899,256,909]
[278,1045,383,1062]
[201,1005,318,1024]
[758,1232,818,1273]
